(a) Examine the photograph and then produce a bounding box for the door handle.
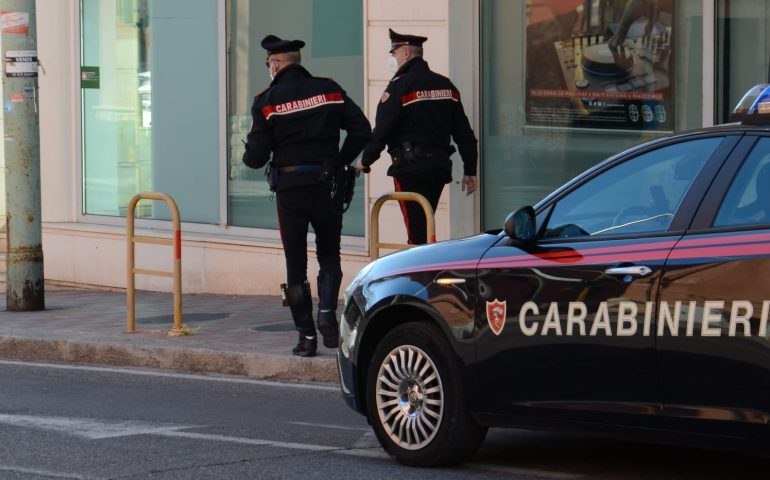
[604,266,652,277]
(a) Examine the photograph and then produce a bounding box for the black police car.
[338,85,770,466]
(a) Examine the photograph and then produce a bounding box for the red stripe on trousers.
[393,178,413,245]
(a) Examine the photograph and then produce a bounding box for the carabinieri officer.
[356,29,479,245]
[243,35,371,357]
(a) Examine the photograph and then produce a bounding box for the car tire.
[365,321,487,467]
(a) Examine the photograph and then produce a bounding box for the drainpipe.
[1,0,43,311]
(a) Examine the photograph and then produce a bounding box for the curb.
[0,336,339,384]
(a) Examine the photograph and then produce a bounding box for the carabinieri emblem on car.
[486,299,507,336]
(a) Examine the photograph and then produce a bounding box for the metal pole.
[369,192,435,260]
[1,1,43,311]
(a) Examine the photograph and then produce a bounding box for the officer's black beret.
[261,34,306,55]
[388,28,428,53]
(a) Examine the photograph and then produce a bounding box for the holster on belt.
[265,161,278,192]
[327,163,357,214]
[388,141,415,168]
[318,157,338,183]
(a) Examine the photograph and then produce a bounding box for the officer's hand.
[355,158,370,173]
[462,176,477,195]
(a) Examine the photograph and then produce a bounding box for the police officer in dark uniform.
[356,29,478,245]
[243,35,371,357]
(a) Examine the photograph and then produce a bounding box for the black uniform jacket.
[242,64,371,192]
[361,57,478,181]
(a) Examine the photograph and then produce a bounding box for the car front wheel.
[365,322,487,467]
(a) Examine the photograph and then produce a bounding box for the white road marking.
[0,413,193,440]
[0,413,365,456]
[0,359,338,391]
[0,465,93,479]
[162,431,338,452]
[352,430,380,449]
[0,413,580,476]
[288,421,370,432]
[336,448,390,459]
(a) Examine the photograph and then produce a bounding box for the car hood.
[364,232,502,282]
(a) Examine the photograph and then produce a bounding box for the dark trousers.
[393,175,446,245]
[277,185,343,287]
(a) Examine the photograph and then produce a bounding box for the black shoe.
[317,309,339,348]
[292,334,317,357]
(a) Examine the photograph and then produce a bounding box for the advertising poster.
[4,50,37,78]
[526,0,674,132]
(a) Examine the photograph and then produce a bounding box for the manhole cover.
[137,313,230,324]
[251,322,294,332]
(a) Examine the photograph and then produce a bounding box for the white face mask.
[387,56,399,74]
[267,59,279,81]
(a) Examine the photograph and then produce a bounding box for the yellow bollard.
[369,192,435,260]
[126,193,183,333]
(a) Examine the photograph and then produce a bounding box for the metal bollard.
[126,192,182,333]
[369,192,435,260]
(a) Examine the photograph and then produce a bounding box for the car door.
[476,135,737,426]
[657,135,770,437]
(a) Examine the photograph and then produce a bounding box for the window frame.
[75,0,231,237]
[73,0,366,250]
[713,138,770,227]
[531,131,739,244]
[691,132,770,234]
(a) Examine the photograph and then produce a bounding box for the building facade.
[6,0,770,294]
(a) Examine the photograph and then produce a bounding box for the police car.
[338,85,770,466]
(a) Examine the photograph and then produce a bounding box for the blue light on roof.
[748,85,770,114]
[730,84,770,124]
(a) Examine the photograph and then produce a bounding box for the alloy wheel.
[374,345,444,450]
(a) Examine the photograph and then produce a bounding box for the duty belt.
[277,165,322,174]
[415,146,451,157]
[390,143,454,167]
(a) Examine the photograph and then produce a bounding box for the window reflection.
[715,139,770,227]
[81,0,220,224]
[82,0,152,217]
[226,0,364,235]
[543,138,720,238]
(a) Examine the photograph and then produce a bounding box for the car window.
[714,138,770,227]
[543,138,722,239]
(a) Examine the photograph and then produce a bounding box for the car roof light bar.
[730,83,770,124]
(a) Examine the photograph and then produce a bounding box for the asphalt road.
[0,360,767,479]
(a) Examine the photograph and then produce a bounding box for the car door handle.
[604,266,652,277]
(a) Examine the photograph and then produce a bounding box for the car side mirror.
[504,206,536,242]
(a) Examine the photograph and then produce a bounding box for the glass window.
[716,1,770,123]
[227,0,364,235]
[715,139,770,227]
[81,0,220,223]
[481,0,706,230]
[543,138,721,239]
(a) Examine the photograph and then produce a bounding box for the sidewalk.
[0,285,339,384]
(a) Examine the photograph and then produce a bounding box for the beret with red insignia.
[261,34,306,55]
[388,28,428,53]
